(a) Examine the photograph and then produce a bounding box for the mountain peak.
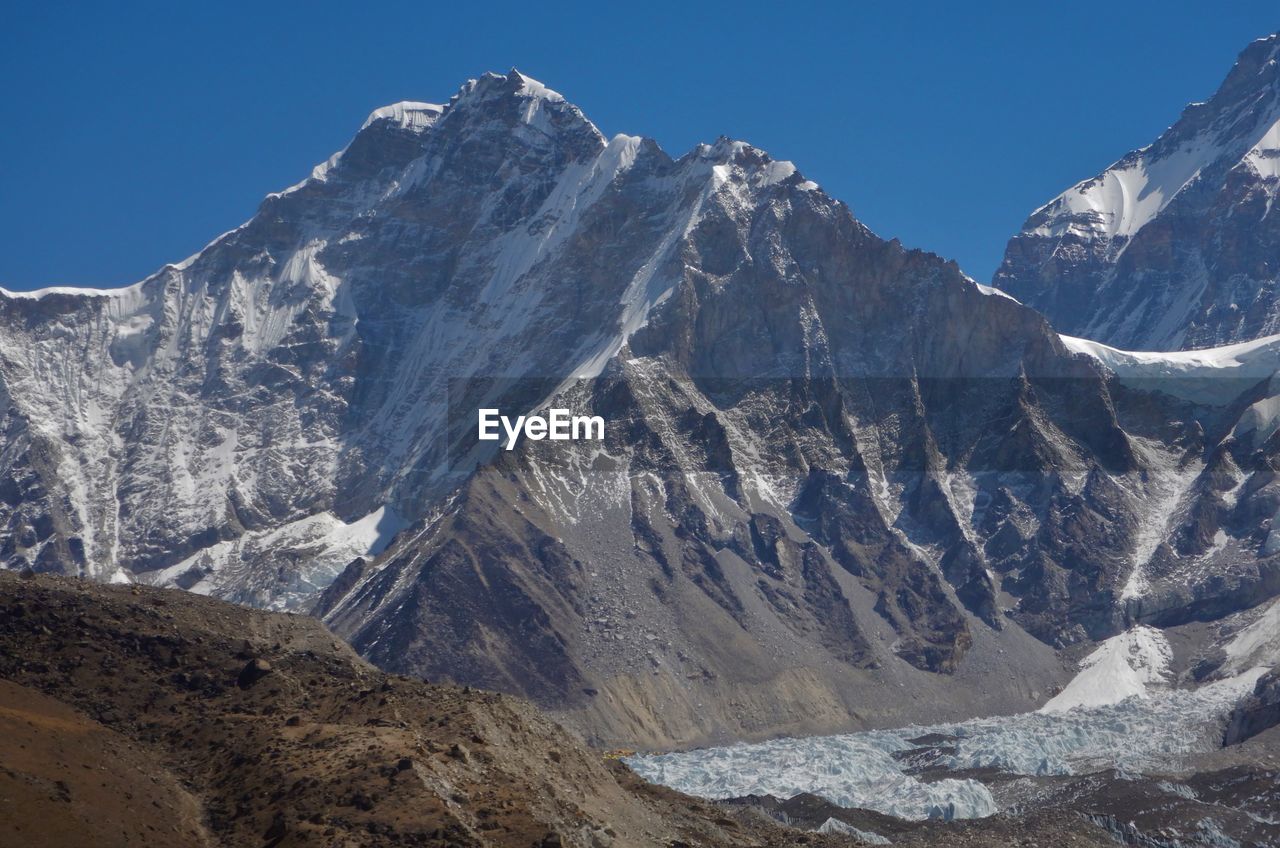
[506,68,565,101]
[1236,31,1280,72]
[354,71,574,138]
[452,68,568,107]
[995,30,1280,351]
[437,69,603,149]
[1182,33,1279,120]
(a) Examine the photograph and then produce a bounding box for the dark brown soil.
[0,572,853,847]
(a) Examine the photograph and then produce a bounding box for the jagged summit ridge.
[0,70,823,598]
[1026,33,1280,242]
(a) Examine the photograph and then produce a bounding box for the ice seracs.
[629,659,1267,821]
[627,732,1000,821]
[360,100,443,131]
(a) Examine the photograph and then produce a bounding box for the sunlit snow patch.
[815,818,891,843]
[1039,625,1171,713]
[144,506,407,609]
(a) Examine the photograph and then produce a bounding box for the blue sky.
[2,1,1276,289]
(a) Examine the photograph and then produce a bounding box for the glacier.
[627,668,1267,821]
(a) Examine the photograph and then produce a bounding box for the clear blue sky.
[2,1,1276,289]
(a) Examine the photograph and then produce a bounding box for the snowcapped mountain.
[5,69,1280,747]
[0,72,642,606]
[996,33,1280,350]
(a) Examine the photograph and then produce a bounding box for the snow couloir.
[478,408,605,451]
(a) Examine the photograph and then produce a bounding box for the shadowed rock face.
[995,34,1280,351]
[5,70,1280,747]
[1225,669,1280,745]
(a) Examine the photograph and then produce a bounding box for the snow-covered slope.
[996,33,1280,350]
[1039,625,1172,713]
[0,71,702,605]
[1060,333,1280,405]
[1222,598,1280,675]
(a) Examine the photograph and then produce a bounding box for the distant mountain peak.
[995,31,1280,351]
[466,68,565,99]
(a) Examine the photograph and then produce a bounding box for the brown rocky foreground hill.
[0,571,1121,847]
[0,571,793,848]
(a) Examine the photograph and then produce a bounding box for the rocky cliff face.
[995,34,1280,350]
[6,70,1280,746]
[1224,668,1280,745]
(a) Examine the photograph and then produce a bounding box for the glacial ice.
[627,668,1266,821]
[815,818,891,843]
[630,729,998,821]
[1060,332,1280,406]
